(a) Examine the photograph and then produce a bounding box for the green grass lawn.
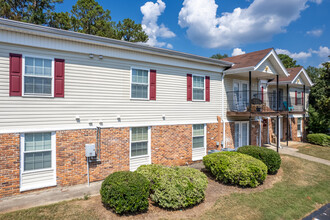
[297,144,330,161]
[0,155,329,220]
[200,155,330,220]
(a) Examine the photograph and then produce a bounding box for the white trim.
[255,49,289,77]
[192,124,207,161]
[192,74,206,102]
[0,119,218,134]
[223,66,254,75]
[129,126,151,160]
[22,54,55,97]
[20,132,56,192]
[289,114,304,118]
[0,18,232,68]
[130,67,150,100]
[234,121,249,148]
[297,117,302,137]
[292,68,313,87]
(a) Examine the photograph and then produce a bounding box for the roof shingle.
[279,66,303,82]
[221,48,273,70]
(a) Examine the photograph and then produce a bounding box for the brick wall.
[0,123,221,198]
[207,122,221,151]
[0,133,20,198]
[224,122,235,148]
[56,128,130,186]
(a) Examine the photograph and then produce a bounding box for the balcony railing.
[226,90,305,113]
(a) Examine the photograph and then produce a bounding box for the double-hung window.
[297,92,302,105]
[131,127,149,157]
[193,124,205,148]
[297,118,302,137]
[193,75,205,101]
[131,68,149,99]
[24,56,53,96]
[23,133,52,171]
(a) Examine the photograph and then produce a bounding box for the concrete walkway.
[265,144,330,166]
[0,181,102,213]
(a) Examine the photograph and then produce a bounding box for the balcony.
[226,90,305,116]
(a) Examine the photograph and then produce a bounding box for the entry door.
[234,122,249,148]
[233,81,249,109]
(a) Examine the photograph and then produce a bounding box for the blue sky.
[56,0,330,67]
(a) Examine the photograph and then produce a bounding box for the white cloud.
[141,0,175,49]
[232,48,246,56]
[178,0,320,48]
[275,48,312,59]
[306,29,323,37]
[312,46,330,58]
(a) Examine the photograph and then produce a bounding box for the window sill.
[192,100,206,102]
[130,154,150,159]
[23,94,54,98]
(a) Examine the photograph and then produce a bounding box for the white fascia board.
[0,18,232,68]
[255,49,289,77]
[292,69,313,87]
[223,66,255,75]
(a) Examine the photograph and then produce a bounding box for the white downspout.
[222,73,226,148]
[259,116,262,146]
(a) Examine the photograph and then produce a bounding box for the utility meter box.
[85,144,96,157]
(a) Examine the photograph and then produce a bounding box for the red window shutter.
[187,74,192,101]
[150,69,156,100]
[295,91,297,105]
[9,53,22,96]
[54,59,65,97]
[205,76,210,102]
[261,86,264,103]
[301,92,304,105]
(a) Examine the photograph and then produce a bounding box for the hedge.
[136,164,208,209]
[203,152,267,187]
[237,145,281,174]
[100,171,150,214]
[307,133,330,147]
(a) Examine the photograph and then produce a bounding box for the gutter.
[0,18,233,68]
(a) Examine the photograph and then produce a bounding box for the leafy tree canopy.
[278,54,301,69]
[0,0,148,42]
[210,53,229,59]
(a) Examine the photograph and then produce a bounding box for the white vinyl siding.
[0,40,224,133]
[130,127,151,171]
[20,132,56,192]
[131,68,149,99]
[193,75,205,101]
[23,56,53,96]
[192,124,206,161]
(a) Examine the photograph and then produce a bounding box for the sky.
[56,0,330,68]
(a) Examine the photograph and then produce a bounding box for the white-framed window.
[130,127,149,157]
[22,133,53,171]
[20,132,56,192]
[193,124,205,148]
[23,56,54,96]
[297,92,302,105]
[131,68,149,99]
[193,75,205,101]
[297,118,302,137]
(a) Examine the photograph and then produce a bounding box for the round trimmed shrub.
[100,171,150,214]
[136,164,208,209]
[307,133,330,147]
[237,145,281,174]
[203,152,267,187]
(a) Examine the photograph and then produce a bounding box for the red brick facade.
[0,133,20,198]
[0,123,220,198]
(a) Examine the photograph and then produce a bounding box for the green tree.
[210,53,228,59]
[278,54,301,69]
[0,0,63,24]
[116,18,148,42]
[71,0,116,38]
[305,66,321,83]
[47,11,72,30]
[308,61,330,133]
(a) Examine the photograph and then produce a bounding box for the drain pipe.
[259,116,262,146]
[222,73,226,148]
[87,157,90,186]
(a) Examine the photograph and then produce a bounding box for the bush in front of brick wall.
[203,152,267,187]
[136,164,208,209]
[237,145,281,174]
[100,171,150,214]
